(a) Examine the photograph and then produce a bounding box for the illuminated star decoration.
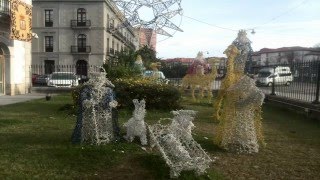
[112,0,183,37]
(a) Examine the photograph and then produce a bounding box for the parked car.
[143,70,169,84]
[34,74,50,85]
[32,74,38,85]
[47,72,80,88]
[256,66,293,86]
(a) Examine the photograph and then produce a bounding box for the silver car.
[47,72,80,87]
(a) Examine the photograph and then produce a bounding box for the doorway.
[76,60,88,83]
[44,60,55,74]
[0,54,4,95]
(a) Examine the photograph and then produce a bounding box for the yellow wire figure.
[213,30,265,153]
[181,52,217,101]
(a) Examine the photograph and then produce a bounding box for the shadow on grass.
[193,135,224,153]
[137,153,223,180]
[136,154,171,179]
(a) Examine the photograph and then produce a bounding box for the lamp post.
[270,66,276,95]
[312,61,320,104]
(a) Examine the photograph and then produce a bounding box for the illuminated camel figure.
[213,30,265,153]
[181,52,217,101]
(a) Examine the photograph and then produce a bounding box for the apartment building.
[32,0,138,76]
[252,46,320,66]
[163,58,195,67]
[138,28,157,51]
[0,0,33,95]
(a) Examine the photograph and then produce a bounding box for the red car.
[32,74,38,85]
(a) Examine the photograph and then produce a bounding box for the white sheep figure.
[170,110,197,140]
[124,99,147,145]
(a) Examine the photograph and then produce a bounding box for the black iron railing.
[71,46,91,54]
[166,60,320,104]
[107,24,114,33]
[70,20,91,28]
[30,64,102,86]
[45,47,53,52]
[45,21,53,27]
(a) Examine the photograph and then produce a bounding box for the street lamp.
[243,29,256,35]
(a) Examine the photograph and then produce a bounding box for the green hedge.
[113,78,181,110]
[71,78,181,110]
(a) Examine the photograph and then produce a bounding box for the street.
[211,81,319,103]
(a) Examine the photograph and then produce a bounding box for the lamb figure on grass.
[124,99,148,145]
[169,110,197,140]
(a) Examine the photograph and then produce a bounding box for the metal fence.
[252,60,320,104]
[30,61,320,104]
[168,60,320,104]
[30,64,102,87]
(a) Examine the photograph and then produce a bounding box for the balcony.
[125,39,136,49]
[71,46,91,54]
[107,24,115,33]
[45,47,53,52]
[114,30,126,42]
[70,20,91,29]
[45,21,53,27]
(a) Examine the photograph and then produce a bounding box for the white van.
[256,66,293,86]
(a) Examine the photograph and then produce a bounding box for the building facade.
[32,0,137,76]
[138,28,157,51]
[163,58,195,67]
[252,46,320,66]
[0,0,33,95]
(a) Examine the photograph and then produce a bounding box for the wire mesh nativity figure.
[71,69,119,145]
[181,51,217,101]
[123,99,148,145]
[149,110,212,178]
[213,30,265,154]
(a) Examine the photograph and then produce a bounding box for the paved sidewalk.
[0,93,47,106]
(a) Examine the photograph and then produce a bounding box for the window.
[0,50,4,95]
[107,38,109,54]
[77,8,86,26]
[110,19,114,29]
[45,36,53,52]
[107,14,109,28]
[77,34,86,52]
[279,73,292,77]
[76,60,88,78]
[45,10,53,27]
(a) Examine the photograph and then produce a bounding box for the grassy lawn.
[0,94,319,179]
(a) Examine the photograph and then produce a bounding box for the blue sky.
[156,0,320,59]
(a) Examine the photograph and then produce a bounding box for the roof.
[163,58,195,63]
[254,46,320,55]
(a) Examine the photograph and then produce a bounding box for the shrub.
[161,63,188,78]
[71,78,181,111]
[113,77,181,110]
[103,64,142,81]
